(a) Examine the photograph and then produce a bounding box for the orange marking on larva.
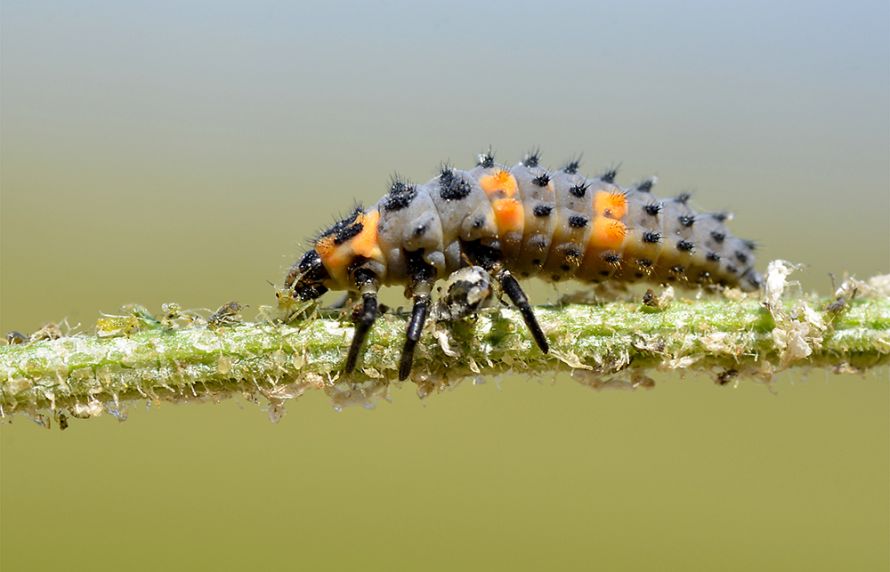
[492,198,524,234]
[315,236,335,258]
[591,217,627,250]
[351,210,382,260]
[317,239,352,283]
[594,191,628,220]
[479,170,519,199]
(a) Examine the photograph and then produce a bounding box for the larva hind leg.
[398,253,437,381]
[344,269,380,374]
[498,271,549,354]
[462,240,549,355]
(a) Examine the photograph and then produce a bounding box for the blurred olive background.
[2,1,888,570]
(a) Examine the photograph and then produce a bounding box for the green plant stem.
[2,268,888,423]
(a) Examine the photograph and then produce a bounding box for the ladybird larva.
[285,149,762,380]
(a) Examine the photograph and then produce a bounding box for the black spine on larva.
[522,149,541,168]
[562,158,581,174]
[601,167,618,184]
[637,178,656,192]
[438,167,471,201]
[383,177,417,212]
[477,150,495,168]
[643,231,662,243]
[532,173,551,186]
[569,182,589,198]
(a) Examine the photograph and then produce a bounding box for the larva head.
[286,207,384,298]
[285,249,330,300]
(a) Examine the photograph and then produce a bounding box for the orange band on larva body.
[594,190,628,220]
[316,210,383,284]
[316,237,352,283]
[590,217,627,250]
[351,210,382,260]
[492,198,524,234]
[479,170,519,198]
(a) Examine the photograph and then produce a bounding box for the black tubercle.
[333,221,363,245]
[637,179,655,192]
[711,212,730,223]
[569,182,589,198]
[562,158,581,174]
[602,252,621,264]
[675,193,691,204]
[643,231,662,244]
[533,205,553,217]
[439,168,471,200]
[676,240,695,252]
[522,149,541,168]
[568,215,588,229]
[742,239,757,251]
[601,167,618,184]
[532,173,550,187]
[318,207,363,244]
[735,251,749,264]
[706,251,721,263]
[678,215,695,227]
[711,231,726,243]
[477,149,495,168]
[383,178,417,212]
[644,203,662,216]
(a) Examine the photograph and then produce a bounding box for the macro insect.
[285,149,762,381]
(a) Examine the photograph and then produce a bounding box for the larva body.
[286,150,761,380]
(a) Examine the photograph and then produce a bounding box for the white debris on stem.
[763,260,827,366]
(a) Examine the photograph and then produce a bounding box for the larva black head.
[285,250,330,300]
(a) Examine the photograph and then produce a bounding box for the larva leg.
[399,294,431,381]
[461,239,549,354]
[344,271,380,374]
[498,270,550,354]
[399,255,436,381]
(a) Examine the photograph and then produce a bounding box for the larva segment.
[575,179,629,281]
[648,196,699,286]
[376,182,445,282]
[617,186,664,280]
[427,167,498,273]
[543,170,593,278]
[511,163,557,276]
[476,167,524,261]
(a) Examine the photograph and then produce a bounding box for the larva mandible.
[285,149,762,381]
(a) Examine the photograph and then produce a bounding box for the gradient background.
[1,1,888,570]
